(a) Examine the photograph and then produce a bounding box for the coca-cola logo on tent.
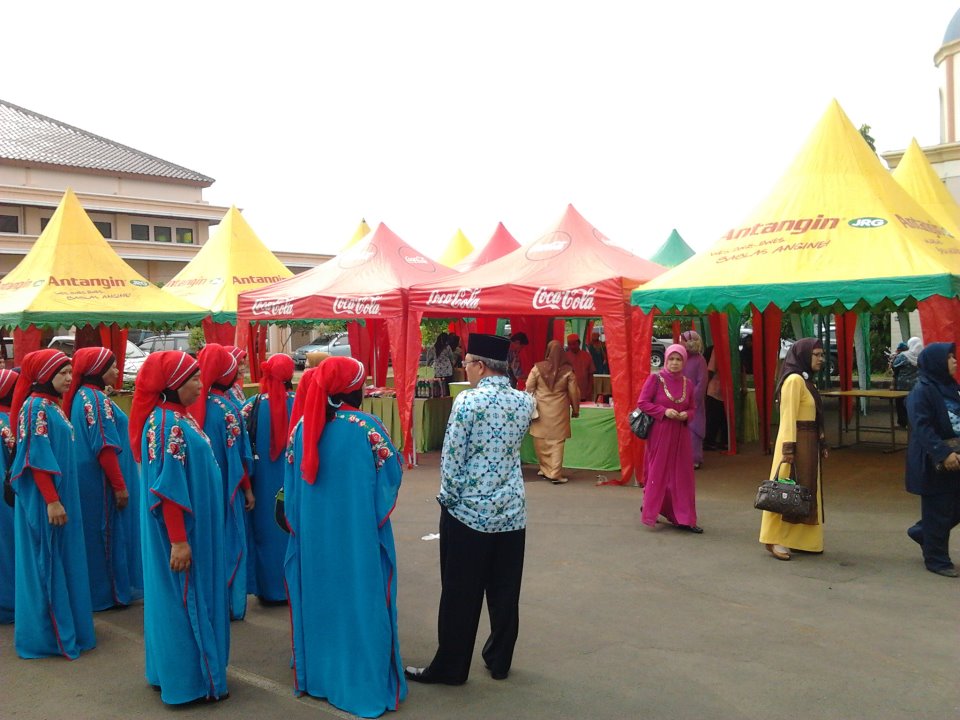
[526,231,571,261]
[398,246,437,272]
[250,297,295,316]
[332,295,384,315]
[531,286,597,311]
[338,243,378,270]
[592,227,633,256]
[425,288,481,309]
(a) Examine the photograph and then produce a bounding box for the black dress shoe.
[679,524,704,534]
[404,666,430,682]
[930,566,960,578]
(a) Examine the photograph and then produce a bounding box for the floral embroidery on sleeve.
[166,423,186,464]
[35,409,49,437]
[83,400,96,427]
[345,412,394,469]
[1,423,14,453]
[103,399,115,421]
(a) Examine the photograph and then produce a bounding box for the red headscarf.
[226,345,247,383]
[11,349,71,434]
[0,369,20,410]
[189,343,238,428]
[226,345,247,363]
[258,353,295,461]
[290,366,318,431]
[63,346,115,415]
[301,356,365,483]
[128,351,199,462]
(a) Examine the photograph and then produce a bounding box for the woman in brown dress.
[525,340,580,484]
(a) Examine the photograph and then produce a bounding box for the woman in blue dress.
[0,369,20,624]
[129,350,229,705]
[242,352,295,604]
[10,349,95,659]
[283,356,406,718]
[190,343,254,622]
[64,346,142,610]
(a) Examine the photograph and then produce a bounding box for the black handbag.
[2,469,13,508]
[754,461,813,520]
[274,487,290,534]
[629,408,654,439]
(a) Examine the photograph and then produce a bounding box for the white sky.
[4,2,960,261]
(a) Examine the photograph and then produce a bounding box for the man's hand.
[47,500,67,526]
[170,542,192,572]
[944,452,960,471]
[244,487,256,511]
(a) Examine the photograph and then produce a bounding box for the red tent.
[447,223,522,343]
[409,205,667,484]
[236,223,455,463]
[455,222,521,272]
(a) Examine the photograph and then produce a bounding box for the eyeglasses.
[463,359,481,367]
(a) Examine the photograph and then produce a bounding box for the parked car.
[123,342,149,382]
[125,328,158,346]
[291,333,351,369]
[45,336,149,383]
[138,332,193,354]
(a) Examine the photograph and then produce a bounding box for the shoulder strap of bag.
[246,395,262,457]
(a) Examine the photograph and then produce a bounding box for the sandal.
[765,543,791,561]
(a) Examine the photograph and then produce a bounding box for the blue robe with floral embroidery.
[0,410,16,623]
[283,409,406,718]
[71,386,143,610]
[242,390,295,601]
[12,396,95,658]
[204,392,249,622]
[141,405,227,704]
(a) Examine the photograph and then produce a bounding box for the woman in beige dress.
[526,340,580,484]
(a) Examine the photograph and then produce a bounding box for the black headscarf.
[916,342,959,407]
[775,337,824,433]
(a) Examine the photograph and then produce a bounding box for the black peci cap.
[467,333,510,362]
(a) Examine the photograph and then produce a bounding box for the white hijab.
[902,336,923,366]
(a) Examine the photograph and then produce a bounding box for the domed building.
[883,8,960,198]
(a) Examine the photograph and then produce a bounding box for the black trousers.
[426,507,525,683]
[910,490,960,571]
[704,396,727,448]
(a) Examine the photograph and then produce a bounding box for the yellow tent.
[438,229,474,267]
[632,100,960,314]
[341,219,373,250]
[162,206,293,322]
[0,189,207,328]
[892,138,960,235]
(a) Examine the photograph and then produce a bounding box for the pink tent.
[409,205,667,484]
[447,223,522,344]
[236,223,455,463]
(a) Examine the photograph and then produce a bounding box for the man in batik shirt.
[405,334,536,685]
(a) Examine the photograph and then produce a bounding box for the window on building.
[94,221,112,239]
[0,215,18,233]
[40,218,50,232]
[131,224,150,241]
[176,228,194,244]
[154,226,172,243]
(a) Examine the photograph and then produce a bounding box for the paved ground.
[1,431,957,719]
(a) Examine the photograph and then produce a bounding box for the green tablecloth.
[361,396,453,453]
[520,404,620,471]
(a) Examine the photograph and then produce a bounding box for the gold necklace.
[658,373,687,404]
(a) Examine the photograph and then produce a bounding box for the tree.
[859,124,877,154]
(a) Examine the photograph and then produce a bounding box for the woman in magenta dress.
[636,344,702,533]
[681,330,708,469]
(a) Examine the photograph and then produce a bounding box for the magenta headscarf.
[660,343,688,398]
